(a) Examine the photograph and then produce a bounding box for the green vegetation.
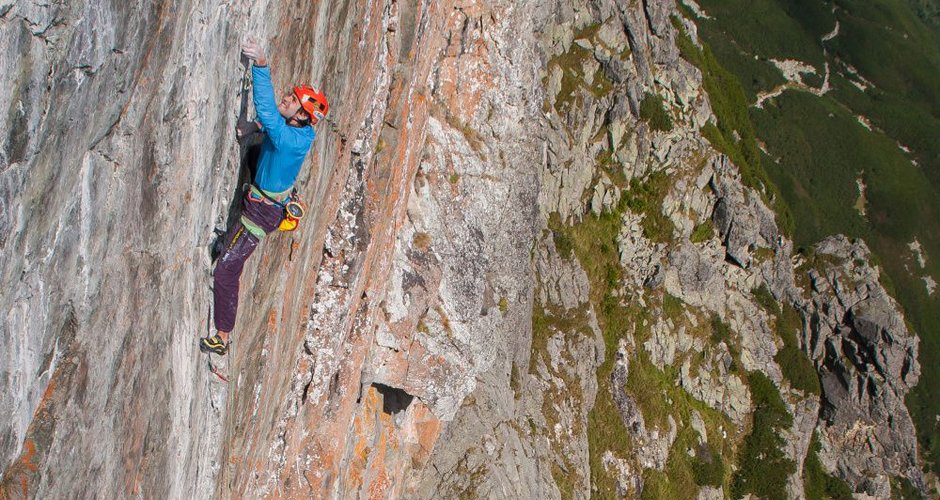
[711,314,742,373]
[710,314,731,344]
[690,441,726,487]
[550,195,641,496]
[750,92,940,451]
[751,283,781,316]
[751,91,919,245]
[534,47,666,499]
[753,246,776,264]
[672,18,795,237]
[663,293,684,320]
[509,361,521,399]
[546,23,618,113]
[550,213,576,260]
[642,424,724,499]
[631,341,735,499]
[825,1,940,183]
[622,171,676,244]
[530,301,592,377]
[596,149,628,187]
[730,371,796,499]
[775,304,821,395]
[892,475,927,499]
[751,284,820,393]
[690,220,714,243]
[803,432,854,500]
[687,0,832,99]
[689,0,940,474]
[530,299,591,497]
[543,174,738,497]
[909,0,940,28]
[640,92,674,132]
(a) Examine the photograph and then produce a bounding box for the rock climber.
[200,38,329,355]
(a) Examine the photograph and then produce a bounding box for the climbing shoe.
[199,334,228,355]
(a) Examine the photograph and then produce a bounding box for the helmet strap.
[287,108,312,127]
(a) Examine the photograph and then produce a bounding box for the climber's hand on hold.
[241,38,267,66]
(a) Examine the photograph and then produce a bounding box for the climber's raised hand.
[241,38,267,66]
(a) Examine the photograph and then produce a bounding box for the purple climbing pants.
[213,193,285,332]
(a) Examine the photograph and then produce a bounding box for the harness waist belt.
[249,184,292,205]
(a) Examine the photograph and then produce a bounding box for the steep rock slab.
[805,236,923,495]
[1,0,930,498]
[0,1,267,497]
[217,1,467,497]
[0,0,362,497]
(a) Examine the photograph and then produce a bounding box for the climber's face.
[278,92,308,122]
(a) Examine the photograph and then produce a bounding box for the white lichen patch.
[769,58,817,84]
[856,115,874,131]
[842,63,875,91]
[923,276,937,296]
[822,20,840,41]
[854,174,867,217]
[820,61,832,93]
[755,86,788,108]
[908,240,926,269]
[680,0,712,19]
[602,451,636,496]
[755,60,829,108]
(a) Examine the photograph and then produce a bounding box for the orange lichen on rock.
[409,404,442,468]
[20,441,37,474]
[1,417,41,498]
[266,307,278,333]
[435,5,495,121]
[0,439,36,499]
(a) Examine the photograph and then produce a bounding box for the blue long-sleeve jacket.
[251,65,316,194]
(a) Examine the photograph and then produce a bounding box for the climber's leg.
[212,223,261,334]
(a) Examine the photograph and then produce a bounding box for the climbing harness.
[246,183,306,232]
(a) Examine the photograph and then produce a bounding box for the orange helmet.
[294,85,329,123]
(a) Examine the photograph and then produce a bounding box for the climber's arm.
[250,66,288,138]
[241,40,291,147]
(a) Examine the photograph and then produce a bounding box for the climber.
[200,38,329,356]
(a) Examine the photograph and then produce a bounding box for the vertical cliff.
[0,0,400,497]
[0,0,930,498]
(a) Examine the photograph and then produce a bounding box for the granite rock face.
[0,0,929,498]
[0,0,445,497]
[804,236,923,495]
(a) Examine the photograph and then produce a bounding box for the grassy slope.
[695,0,940,478]
[540,14,816,498]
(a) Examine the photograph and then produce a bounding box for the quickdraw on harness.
[247,184,306,232]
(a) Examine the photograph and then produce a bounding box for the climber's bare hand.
[241,39,267,66]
